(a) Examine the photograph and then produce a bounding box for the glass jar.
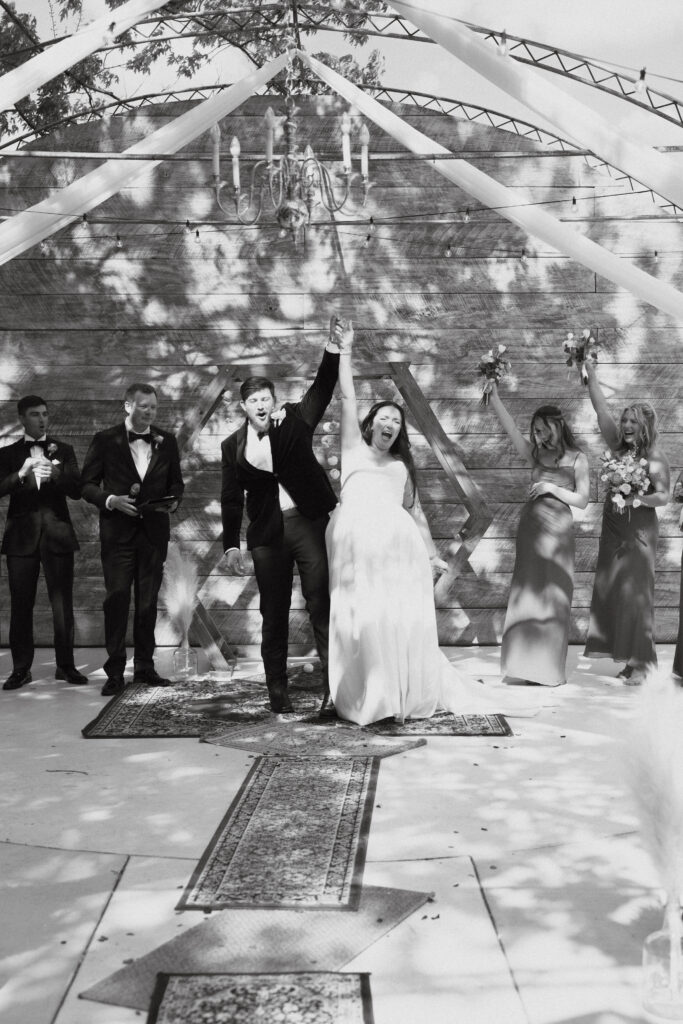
[642,927,683,1022]
[173,643,198,680]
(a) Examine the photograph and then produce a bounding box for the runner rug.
[146,972,374,1024]
[177,755,378,911]
[81,676,321,739]
[369,712,512,736]
[79,886,429,1011]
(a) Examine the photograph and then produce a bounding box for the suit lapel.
[146,434,162,479]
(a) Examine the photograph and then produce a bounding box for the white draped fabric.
[0,0,170,111]
[388,1,683,213]
[300,51,683,322]
[0,53,289,266]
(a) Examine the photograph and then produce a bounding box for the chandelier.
[210,94,371,243]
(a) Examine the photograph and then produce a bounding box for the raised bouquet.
[563,328,598,384]
[478,344,511,405]
[600,450,650,513]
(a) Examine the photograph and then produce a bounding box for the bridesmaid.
[583,360,670,683]
[489,384,590,685]
[672,471,683,680]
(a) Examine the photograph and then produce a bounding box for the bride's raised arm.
[333,317,361,453]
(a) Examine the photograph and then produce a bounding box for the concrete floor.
[0,645,679,1024]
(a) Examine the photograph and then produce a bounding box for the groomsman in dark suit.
[0,394,86,690]
[81,383,184,696]
[221,318,344,714]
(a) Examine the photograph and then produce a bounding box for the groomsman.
[221,318,343,714]
[0,394,86,690]
[81,383,184,696]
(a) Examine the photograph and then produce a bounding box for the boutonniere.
[151,432,163,450]
[46,442,60,464]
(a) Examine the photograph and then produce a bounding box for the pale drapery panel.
[0,0,171,112]
[0,53,289,266]
[300,50,683,321]
[388,0,683,213]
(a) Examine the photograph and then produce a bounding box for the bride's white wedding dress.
[326,444,501,727]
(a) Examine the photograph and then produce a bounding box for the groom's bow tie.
[257,429,269,440]
[25,439,47,450]
[128,431,151,443]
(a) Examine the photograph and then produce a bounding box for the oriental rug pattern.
[177,755,378,910]
[369,712,512,736]
[146,972,374,1024]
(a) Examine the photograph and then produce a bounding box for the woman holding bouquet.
[583,360,670,683]
[488,384,590,685]
[326,320,536,725]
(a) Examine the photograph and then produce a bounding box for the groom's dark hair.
[240,377,275,401]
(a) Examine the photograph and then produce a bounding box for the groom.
[221,318,347,713]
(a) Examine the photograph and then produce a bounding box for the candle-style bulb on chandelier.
[210,49,371,243]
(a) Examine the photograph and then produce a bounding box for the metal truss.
[2,78,676,213]
[3,5,681,128]
[102,5,683,130]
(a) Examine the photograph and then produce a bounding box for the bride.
[326,318,516,726]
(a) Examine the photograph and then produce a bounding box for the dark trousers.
[251,511,330,688]
[6,542,75,672]
[101,528,166,678]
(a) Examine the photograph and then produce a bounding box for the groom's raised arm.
[291,320,341,430]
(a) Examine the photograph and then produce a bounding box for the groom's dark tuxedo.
[81,423,184,679]
[0,437,81,674]
[221,348,339,697]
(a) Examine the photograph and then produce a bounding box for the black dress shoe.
[268,683,294,714]
[56,666,89,685]
[133,668,173,687]
[318,693,337,720]
[101,676,125,697]
[3,669,32,691]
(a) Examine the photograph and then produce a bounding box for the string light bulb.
[195,228,200,243]
[445,243,453,258]
[572,196,577,207]
[520,248,528,266]
[185,219,192,234]
[635,67,647,95]
[654,249,659,263]
[115,233,122,249]
[497,29,509,57]
[463,208,471,223]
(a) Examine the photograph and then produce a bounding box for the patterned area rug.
[147,972,374,1024]
[81,676,320,739]
[177,755,378,911]
[202,718,426,759]
[79,886,429,1011]
[369,712,513,736]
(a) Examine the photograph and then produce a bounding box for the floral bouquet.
[478,344,511,405]
[600,449,650,513]
[563,328,598,384]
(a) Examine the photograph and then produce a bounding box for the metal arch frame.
[5,6,682,129]
[1,81,674,213]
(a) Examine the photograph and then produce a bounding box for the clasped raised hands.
[329,315,354,354]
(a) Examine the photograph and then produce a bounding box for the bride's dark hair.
[360,401,418,504]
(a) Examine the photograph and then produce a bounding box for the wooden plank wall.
[0,96,680,653]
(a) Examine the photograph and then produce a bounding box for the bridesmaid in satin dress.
[583,360,670,684]
[488,384,590,685]
[673,472,683,681]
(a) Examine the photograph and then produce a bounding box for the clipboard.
[137,495,178,513]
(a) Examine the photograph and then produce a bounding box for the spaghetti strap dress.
[501,457,578,686]
[584,469,658,666]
